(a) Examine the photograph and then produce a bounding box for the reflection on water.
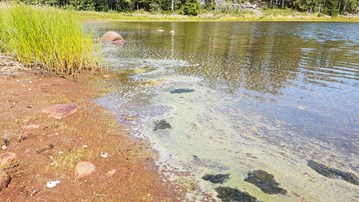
[94,22,359,201]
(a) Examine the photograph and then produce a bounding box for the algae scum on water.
[95,21,359,201]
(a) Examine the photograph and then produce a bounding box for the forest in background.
[14,0,359,16]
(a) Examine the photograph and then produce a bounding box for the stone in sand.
[202,174,230,184]
[25,148,36,157]
[170,88,194,94]
[0,170,11,191]
[42,103,78,119]
[107,169,117,176]
[0,152,17,169]
[244,170,287,195]
[215,186,260,202]
[75,161,96,179]
[153,120,172,131]
[307,160,359,185]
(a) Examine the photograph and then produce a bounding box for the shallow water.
[93,22,359,201]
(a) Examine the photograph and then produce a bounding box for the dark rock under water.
[244,170,287,195]
[153,120,172,131]
[215,187,260,202]
[307,160,359,185]
[202,174,230,184]
[170,88,195,94]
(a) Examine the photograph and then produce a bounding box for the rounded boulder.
[100,31,125,46]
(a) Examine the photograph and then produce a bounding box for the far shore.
[1,2,358,22]
[78,10,359,22]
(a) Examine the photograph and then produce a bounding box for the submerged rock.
[307,160,359,185]
[215,186,260,202]
[153,120,172,131]
[244,170,287,195]
[191,155,229,171]
[170,88,194,94]
[202,174,230,184]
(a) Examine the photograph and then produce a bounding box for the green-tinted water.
[94,22,359,201]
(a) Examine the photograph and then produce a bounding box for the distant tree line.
[19,0,359,16]
[263,0,359,16]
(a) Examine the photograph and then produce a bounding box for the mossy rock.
[244,170,287,195]
[202,174,230,184]
[215,186,260,202]
[307,160,359,186]
[153,120,172,131]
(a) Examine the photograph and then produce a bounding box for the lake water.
[93,22,359,201]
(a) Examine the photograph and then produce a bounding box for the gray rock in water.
[153,120,172,131]
[244,170,287,195]
[202,174,230,184]
[215,187,260,202]
[307,160,359,185]
[170,88,194,94]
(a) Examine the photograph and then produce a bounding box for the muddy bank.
[0,56,183,201]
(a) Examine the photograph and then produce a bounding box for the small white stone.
[46,180,60,188]
[1,145,7,150]
[82,145,88,148]
[100,152,109,158]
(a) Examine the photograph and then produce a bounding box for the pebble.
[0,170,11,191]
[25,148,36,157]
[100,152,109,158]
[75,161,96,179]
[46,180,60,188]
[0,152,17,169]
[107,169,117,176]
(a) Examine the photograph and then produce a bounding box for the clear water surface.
[92,21,359,201]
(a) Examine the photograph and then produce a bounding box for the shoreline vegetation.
[0,4,100,75]
[1,3,359,23]
[77,9,359,22]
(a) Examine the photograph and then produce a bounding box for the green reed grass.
[0,5,100,74]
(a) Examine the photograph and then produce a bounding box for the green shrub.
[181,0,200,16]
[0,4,99,74]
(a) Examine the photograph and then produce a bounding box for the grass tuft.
[0,4,100,74]
[52,147,94,170]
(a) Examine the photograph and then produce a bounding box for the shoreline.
[78,10,359,22]
[0,55,184,200]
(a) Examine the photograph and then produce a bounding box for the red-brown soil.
[0,65,184,201]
